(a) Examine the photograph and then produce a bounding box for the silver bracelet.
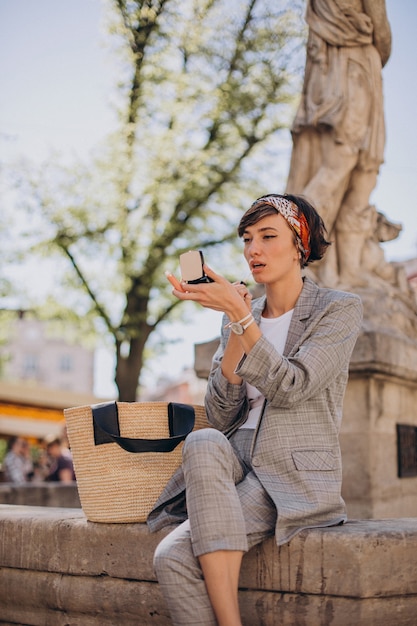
[226,315,255,335]
[224,311,252,329]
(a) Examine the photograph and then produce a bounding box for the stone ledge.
[350,329,417,382]
[1,505,417,625]
[0,483,81,509]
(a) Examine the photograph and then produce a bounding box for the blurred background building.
[0,311,94,395]
[0,311,97,448]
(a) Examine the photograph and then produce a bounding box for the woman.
[149,193,363,626]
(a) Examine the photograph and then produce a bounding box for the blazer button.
[252,456,260,467]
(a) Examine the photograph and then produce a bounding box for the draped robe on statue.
[286,0,391,287]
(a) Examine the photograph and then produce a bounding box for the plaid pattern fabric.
[148,277,362,547]
[153,428,276,625]
[207,277,363,545]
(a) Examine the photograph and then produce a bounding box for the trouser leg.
[154,429,246,625]
[153,429,277,625]
[154,520,217,626]
[183,428,249,556]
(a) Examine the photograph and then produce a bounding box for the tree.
[8,0,306,400]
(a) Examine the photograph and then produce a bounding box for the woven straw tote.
[64,401,209,523]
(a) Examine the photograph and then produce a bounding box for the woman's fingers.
[167,263,252,315]
[202,264,223,283]
[232,281,252,305]
[165,271,186,293]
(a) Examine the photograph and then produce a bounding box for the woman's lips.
[251,262,265,274]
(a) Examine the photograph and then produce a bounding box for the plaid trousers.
[153,428,277,626]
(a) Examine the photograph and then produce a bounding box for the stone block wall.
[1,505,417,625]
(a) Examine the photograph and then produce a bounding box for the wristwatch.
[229,316,255,335]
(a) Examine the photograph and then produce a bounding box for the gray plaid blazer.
[148,277,363,546]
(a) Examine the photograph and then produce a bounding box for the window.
[23,354,38,377]
[60,354,73,372]
[397,424,417,478]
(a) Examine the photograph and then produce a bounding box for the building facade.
[1,313,94,395]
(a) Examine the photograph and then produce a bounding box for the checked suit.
[149,276,362,625]
[148,277,362,545]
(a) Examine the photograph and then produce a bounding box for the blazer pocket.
[291,449,337,471]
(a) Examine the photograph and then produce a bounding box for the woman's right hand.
[169,265,252,320]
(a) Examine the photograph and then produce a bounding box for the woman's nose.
[247,239,260,256]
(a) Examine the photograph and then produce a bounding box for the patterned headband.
[250,195,311,261]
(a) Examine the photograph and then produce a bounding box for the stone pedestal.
[341,329,417,518]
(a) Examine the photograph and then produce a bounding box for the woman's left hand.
[231,280,252,307]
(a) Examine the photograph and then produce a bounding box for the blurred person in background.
[44,436,76,483]
[20,439,35,481]
[3,436,32,483]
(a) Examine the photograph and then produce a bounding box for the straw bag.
[64,401,209,523]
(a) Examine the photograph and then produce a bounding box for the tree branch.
[57,241,116,336]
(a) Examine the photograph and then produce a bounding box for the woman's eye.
[263,235,276,240]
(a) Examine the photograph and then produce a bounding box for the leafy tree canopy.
[3,0,306,400]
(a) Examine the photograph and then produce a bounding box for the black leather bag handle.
[92,402,195,453]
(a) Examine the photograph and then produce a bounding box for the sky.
[1,0,416,396]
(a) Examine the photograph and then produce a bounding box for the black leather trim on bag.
[92,401,195,453]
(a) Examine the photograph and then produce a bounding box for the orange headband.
[250,196,311,260]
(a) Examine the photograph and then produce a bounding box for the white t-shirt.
[239,308,294,430]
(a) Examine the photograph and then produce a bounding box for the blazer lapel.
[251,295,266,326]
[284,277,319,356]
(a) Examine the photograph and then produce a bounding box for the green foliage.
[0,439,7,464]
[5,0,306,399]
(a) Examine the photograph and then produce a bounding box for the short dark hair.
[46,436,62,449]
[7,436,19,452]
[238,193,331,267]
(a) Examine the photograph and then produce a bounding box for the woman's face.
[242,213,299,285]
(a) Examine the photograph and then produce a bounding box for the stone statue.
[286,0,393,288]
[193,1,417,524]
